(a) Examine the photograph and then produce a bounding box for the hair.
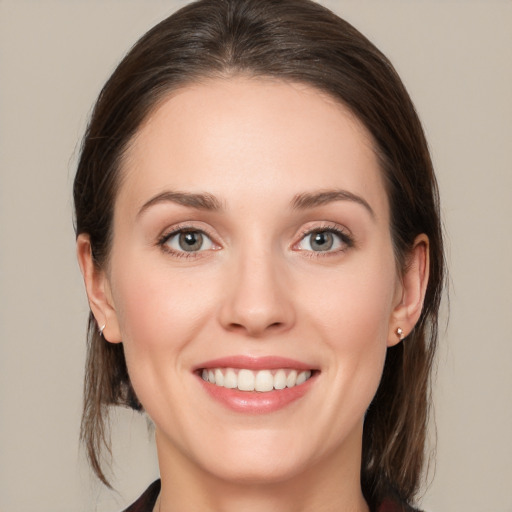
[74,0,444,507]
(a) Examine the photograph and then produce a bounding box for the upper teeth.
[201,368,312,392]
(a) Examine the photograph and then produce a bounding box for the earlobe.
[388,234,429,347]
[76,234,122,343]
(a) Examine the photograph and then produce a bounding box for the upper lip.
[194,355,316,372]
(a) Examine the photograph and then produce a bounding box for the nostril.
[227,322,244,331]
[225,320,286,337]
[218,285,296,336]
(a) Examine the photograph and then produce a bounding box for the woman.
[74,0,444,511]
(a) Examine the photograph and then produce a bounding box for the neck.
[155,430,369,512]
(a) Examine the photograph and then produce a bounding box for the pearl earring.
[396,327,404,340]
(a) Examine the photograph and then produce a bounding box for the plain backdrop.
[0,1,511,511]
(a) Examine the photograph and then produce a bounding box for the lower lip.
[197,373,316,414]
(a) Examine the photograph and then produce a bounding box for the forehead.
[118,77,388,220]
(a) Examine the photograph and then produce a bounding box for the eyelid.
[292,222,354,253]
[157,222,221,256]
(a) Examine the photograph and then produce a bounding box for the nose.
[218,249,296,337]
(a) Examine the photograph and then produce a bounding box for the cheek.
[109,260,221,422]
[109,253,222,396]
[304,252,397,394]
[112,263,217,351]
[308,255,397,343]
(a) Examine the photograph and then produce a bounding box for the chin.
[202,450,307,486]
[164,424,313,486]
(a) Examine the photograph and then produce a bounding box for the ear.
[388,234,430,347]
[76,234,122,343]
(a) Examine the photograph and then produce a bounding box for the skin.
[78,77,429,512]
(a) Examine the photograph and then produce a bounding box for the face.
[98,78,405,484]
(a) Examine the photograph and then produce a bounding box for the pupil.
[179,232,203,251]
[311,231,333,251]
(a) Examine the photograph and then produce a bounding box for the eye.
[296,228,351,253]
[161,229,214,253]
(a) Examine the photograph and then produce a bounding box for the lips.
[195,356,317,413]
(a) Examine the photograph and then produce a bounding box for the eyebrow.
[137,188,374,219]
[291,189,375,219]
[137,191,223,217]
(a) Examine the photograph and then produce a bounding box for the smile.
[201,368,313,392]
[196,356,318,413]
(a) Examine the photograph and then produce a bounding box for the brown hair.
[74,0,444,507]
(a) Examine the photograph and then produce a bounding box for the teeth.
[201,368,312,392]
[286,370,297,388]
[274,369,287,390]
[255,370,274,392]
[214,368,224,387]
[238,369,255,391]
[224,368,237,389]
[296,371,308,386]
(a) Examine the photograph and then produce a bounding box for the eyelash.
[294,223,354,256]
[156,222,354,259]
[157,224,218,259]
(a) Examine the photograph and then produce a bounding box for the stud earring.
[99,323,106,336]
[396,327,404,340]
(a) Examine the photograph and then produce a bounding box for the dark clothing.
[122,479,422,512]
[123,480,161,512]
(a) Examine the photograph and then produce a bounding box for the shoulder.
[122,480,161,512]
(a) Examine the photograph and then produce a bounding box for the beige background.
[1,1,511,511]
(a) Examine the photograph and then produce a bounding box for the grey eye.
[298,230,344,252]
[166,230,213,252]
[310,231,334,251]
[180,232,203,251]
